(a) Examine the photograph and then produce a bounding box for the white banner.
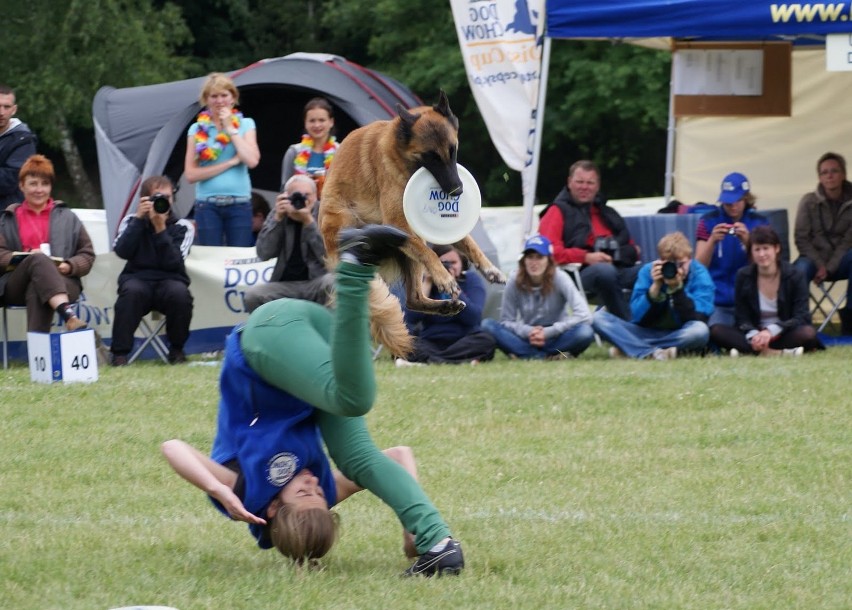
[450,0,546,202]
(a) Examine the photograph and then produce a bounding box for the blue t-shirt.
[188,116,256,199]
[211,329,336,548]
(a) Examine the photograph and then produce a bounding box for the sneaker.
[394,358,423,368]
[608,346,626,359]
[652,346,677,361]
[782,346,804,357]
[403,538,464,577]
[168,348,187,364]
[111,354,128,367]
[65,316,88,331]
[729,348,740,358]
[338,225,408,266]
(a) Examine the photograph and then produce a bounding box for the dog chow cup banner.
[450,0,546,173]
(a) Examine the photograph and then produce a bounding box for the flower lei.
[194,109,242,162]
[293,134,338,175]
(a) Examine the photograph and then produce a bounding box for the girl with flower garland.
[280,98,337,198]
[184,73,260,246]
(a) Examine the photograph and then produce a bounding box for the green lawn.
[1,345,850,610]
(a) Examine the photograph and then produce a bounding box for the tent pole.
[522,35,552,242]
[664,54,676,204]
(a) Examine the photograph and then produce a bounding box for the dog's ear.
[396,103,421,142]
[434,90,453,119]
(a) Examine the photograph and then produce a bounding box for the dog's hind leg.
[454,235,506,284]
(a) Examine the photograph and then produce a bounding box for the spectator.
[110,176,195,366]
[592,231,713,360]
[0,85,38,210]
[538,160,640,319]
[184,73,260,246]
[0,155,93,332]
[713,225,821,357]
[793,151,852,335]
[401,245,496,365]
[481,235,594,360]
[250,192,270,245]
[694,172,769,344]
[281,97,338,198]
[244,175,331,312]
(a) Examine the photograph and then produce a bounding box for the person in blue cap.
[481,234,594,359]
[694,172,769,350]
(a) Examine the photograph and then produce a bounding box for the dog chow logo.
[427,188,461,218]
[267,452,298,486]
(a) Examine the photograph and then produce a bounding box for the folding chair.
[127,311,170,364]
[811,280,848,334]
[561,263,603,347]
[1,304,27,369]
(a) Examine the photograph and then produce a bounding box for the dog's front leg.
[454,235,506,284]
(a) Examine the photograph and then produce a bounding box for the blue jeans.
[481,318,594,359]
[793,251,852,302]
[592,310,709,359]
[580,263,639,320]
[194,200,253,246]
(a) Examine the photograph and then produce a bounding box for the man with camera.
[591,231,714,360]
[244,174,331,312]
[538,160,640,320]
[110,175,195,366]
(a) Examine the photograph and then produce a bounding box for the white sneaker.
[782,346,804,357]
[652,346,678,361]
[395,358,423,368]
[608,347,626,359]
[729,348,740,358]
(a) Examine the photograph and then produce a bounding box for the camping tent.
[92,53,422,242]
[533,1,852,243]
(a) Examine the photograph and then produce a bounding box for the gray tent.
[92,52,423,242]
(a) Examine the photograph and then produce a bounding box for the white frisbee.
[402,163,482,245]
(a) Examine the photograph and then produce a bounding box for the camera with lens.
[728,225,737,235]
[661,260,679,280]
[592,236,622,264]
[151,193,170,214]
[288,191,307,210]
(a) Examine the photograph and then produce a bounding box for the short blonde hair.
[657,231,692,260]
[270,504,340,565]
[199,72,239,106]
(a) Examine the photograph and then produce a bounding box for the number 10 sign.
[27,329,99,384]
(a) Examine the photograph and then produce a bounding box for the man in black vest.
[538,160,640,319]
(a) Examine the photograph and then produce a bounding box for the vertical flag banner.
[450,0,547,217]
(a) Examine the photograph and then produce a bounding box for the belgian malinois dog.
[320,91,505,357]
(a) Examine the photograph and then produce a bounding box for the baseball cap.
[718,172,750,204]
[521,234,552,257]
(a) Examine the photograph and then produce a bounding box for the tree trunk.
[58,116,100,209]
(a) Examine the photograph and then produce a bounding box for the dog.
[319,91,505,357]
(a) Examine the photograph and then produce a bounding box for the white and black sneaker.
[403,538,464,577]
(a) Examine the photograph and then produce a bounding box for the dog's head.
[395,90,462,196]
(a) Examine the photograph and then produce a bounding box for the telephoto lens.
[151,194,170,214]
[661,261,678,280]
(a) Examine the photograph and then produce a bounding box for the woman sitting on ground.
[713,225,822,356]
[482,234,594,359]
[0,154,93,332]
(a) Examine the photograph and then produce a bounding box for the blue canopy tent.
[519,1,852,238]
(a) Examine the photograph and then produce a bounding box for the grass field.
[1,345,850,610]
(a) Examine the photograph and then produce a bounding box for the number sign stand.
[27,329,99,384]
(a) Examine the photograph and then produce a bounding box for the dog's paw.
[483,267,507,284]
[436,299,466,316]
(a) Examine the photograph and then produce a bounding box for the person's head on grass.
[264,469,340,564]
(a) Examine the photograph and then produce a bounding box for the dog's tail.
[368,277,414,358]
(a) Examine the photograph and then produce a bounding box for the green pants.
[241,261,450,552]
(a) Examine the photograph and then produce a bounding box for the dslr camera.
[288,191,307,210]
[593,236,622,264]
[151,193,170,214]
[661,260,679,280]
